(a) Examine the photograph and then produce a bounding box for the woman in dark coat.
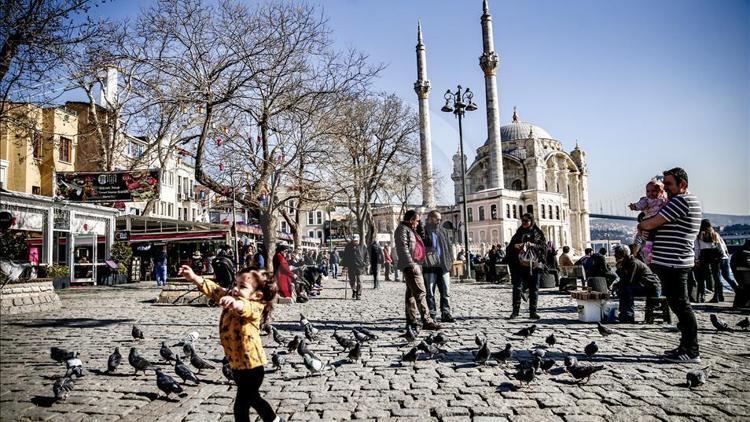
[505,213,546,319]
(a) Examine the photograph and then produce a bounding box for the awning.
[128,230,228,243]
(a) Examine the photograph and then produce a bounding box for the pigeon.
[53,376,75,401]
[128,348,152,375]
[532,355,543,374]
[686,366,711,388]
[221,357,234,384]
[271,351,285,370]
[155,368,183,398]
[172,331,199,347]
[567,363,605,383]
[51,347,77,364]
[597,322,615,337]
[261,324,273,336]
[190,352,215,373]
[300,314,319,337]
[348,342,362,363]
[182,342,196,359]
[287,335,301,353]
[541,359,556,373]
[475,333,485,347]
[296,338,312,356]
[404,326,417,342]
[160,342,177,362]
[564,355,578,368]
[584,341,598,358]
[710,314,733,332]
[304,324,318,341]
[514,324,537,338]
[738,317,750,331]
[302,352,327,375]
[354,327,378,340]
[401,347,420,364]
[474,341,490,365]
[492,343,512,365]
[332,331,356,351]
[531,348,546,359]
[174,356,200,385]
[417,340,441,358]
[132,325,145,340]
[65,358,84,378]
[515,365,535,386]
[106,347,122,373]
[431,332,447,346]
[272,327,288,346]
[545,333,556,347]
[352,329,371,343]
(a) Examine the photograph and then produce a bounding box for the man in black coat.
[342,235,368,300]
[369,240,383,289]
[423,211,456,323]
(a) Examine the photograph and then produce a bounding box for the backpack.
[212,255,236,288]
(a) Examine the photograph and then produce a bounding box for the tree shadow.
[8,317,134,329]
[89,369,131,377]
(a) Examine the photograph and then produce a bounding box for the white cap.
[352,235,360,241]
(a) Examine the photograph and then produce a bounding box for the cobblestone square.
[2,278,749,421]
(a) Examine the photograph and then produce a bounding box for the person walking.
[342,235,368,300]
[369,240,383,289]
[694,219,725,302]
[153,245,168,287]
[505,213,546,320]
[383,245,394,281]
[639,167,702,363]
[423,210,456,323]
[395,210,441,332]
[329,248,340,279]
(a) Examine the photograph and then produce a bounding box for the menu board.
[55,170,160,202]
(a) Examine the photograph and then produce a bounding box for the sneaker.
[663,346,681,355]
[662,351,701,364]
[441,315,456,323]
[422,321,442,330]
[507,311,519,320]
[529,312,541,320]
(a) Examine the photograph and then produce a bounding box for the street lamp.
[441,85,478,281]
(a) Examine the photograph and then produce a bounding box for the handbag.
[424,248,441,268]
[519,246,535,268]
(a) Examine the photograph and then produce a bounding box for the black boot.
[508,304,520,319]
[529,292,540,319]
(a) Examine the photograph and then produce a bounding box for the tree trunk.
[259,210,276,272]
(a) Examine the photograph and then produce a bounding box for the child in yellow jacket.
[179,264,283,422]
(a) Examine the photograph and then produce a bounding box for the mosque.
[415,0,591,253]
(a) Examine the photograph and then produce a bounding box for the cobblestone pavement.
[2,277,749,421]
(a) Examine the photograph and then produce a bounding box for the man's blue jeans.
[424,271,451,319]
[154,265,167,286]
[618,283,661,322]
[331,263,339,279]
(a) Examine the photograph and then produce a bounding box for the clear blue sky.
[88,0,750,215]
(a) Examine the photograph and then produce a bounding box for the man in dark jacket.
[613,245,661,323]
[369,240,384,289]
[342,235,368,300]
[423,211,456,323]
[395,210,441,331]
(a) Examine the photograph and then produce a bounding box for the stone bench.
[157,278,213,306]
[0,279,62,315]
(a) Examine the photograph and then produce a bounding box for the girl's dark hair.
[238,267,278,325]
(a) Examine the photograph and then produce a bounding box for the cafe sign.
[56,170,160,203]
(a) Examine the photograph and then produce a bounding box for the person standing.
[329,248,340,279]
[272,245,295,299]
[639,167,702,363]
[395,210,441,332]
[154,245,168,287]
[342,235,368,300]
[505,213,546,320]
[486,245,498,283]
[423,211,456,323]
[369,240,383,289]
[383,245,394,281]
[694,219,724,302]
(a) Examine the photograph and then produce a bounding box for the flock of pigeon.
[46,312,748,402]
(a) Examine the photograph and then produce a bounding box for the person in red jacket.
[273,245,295,298]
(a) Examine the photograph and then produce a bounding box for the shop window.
[467,207,473,222]
[491,204,497,220]
[59,137,72,162]
[478,206,485,221]
[505,204,510,218]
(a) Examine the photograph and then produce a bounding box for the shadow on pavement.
[496,381,519,392]
[30,396,57,407]
[7,317,134,329]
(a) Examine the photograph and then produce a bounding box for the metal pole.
[457,107,472,280]
[231,171,239,266]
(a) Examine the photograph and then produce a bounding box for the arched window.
[480,231,486,242]
[478,206,485,221]
[467,207,473,222]
[519,205,524,217]
[513,205,518,219]
[506,204,511,218]
[491,204,498,220]
[512,179,523,190]
[541,205,546,219]
[548,205,553,220]
[556,206,560,220]
[527,204,533,215]
[492,229,499,243]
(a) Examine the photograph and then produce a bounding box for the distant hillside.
[703,213,750,227]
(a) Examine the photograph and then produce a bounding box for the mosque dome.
[500,121,552,141]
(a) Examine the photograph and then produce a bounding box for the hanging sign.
[55,170,160,202]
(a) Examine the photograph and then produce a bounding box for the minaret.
[479,0,504,190]
[414,20,435,209]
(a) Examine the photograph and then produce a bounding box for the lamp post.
[441,85,478,281]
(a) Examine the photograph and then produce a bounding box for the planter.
[1,279,62,315]
[52,277,71,290]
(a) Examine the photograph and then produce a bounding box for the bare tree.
[331,92,420,244]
